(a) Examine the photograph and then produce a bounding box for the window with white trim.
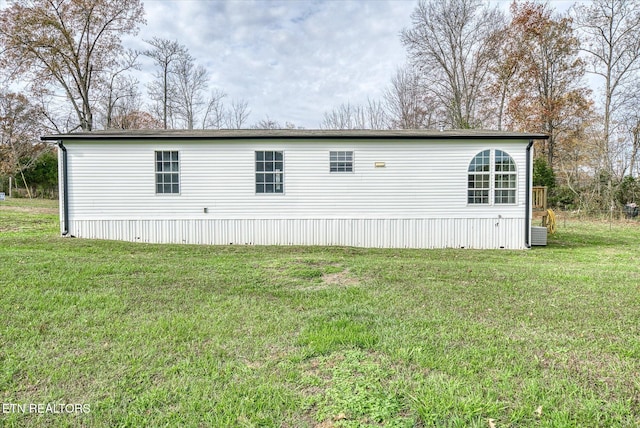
[330,151,353,172]
[494,150,517,203]
[255,151,284,193]
[155,151,179,194]
[468,150,490,204]
[467,149,517,204]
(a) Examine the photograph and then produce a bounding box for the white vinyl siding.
[60,138,531,248]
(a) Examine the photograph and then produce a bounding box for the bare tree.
[202,89,227,129]
[573,0,640,174]
[226,99,250,129]
[0,0,145,131]
[143,38,188,129]
[488,10,524,132]
[0,91,45,197]
[253,116,282,129]
[100,50,141,129]
[34,89,77,134]
[321,103,362,130]
[172,52,209,130]
[625,112,640,177]
[111,109,162,130]
[384,66,436,129]
[251,118,299,129]
[104,78,142,129]
[620,81,640,176]
[573,0,640,209]
[107,89,149,129]
[365,98,388,130]
[401,0,505,129]
[321,101,387,130]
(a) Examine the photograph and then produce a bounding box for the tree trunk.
[19,169,32,199]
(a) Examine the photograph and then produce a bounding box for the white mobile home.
[42,129,548,249]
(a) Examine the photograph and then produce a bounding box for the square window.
[495,174,516,188]
[330,151,354,173]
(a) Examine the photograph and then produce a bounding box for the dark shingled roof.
[42,128,549,141]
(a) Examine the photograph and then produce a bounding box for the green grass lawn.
[1,198,639,427]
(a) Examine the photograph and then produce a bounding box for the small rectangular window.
[155,151,179,194]
[330,151,353,172]
[495,190,516,204]
[495,174,516,189]
[256,151,284,193]
[495,174,516,204]
[468,190,489,204]
[468,173,489,203]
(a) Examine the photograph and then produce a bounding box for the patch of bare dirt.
[321,269,359,287]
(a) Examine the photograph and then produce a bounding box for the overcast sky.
[0,0,582,129]
[123,0,420,128]
[127,0,584,129]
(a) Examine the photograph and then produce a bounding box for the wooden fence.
[533,186,547,211]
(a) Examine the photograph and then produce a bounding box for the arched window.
[468,150,517,204]
[467,150,490,204]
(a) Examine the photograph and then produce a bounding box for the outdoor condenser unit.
[531,226,547,246]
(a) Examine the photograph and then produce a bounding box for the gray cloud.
[127,0,414,127]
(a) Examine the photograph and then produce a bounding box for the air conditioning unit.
[531,226,547,246]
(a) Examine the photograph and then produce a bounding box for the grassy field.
[1,198,639,427]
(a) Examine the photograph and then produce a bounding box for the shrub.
[550,185,578,210]
[615,175,640,205]
[533,157,556,189]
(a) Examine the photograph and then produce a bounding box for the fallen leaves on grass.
[535,405,543,417]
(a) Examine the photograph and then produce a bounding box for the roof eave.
[41,129,550,142]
